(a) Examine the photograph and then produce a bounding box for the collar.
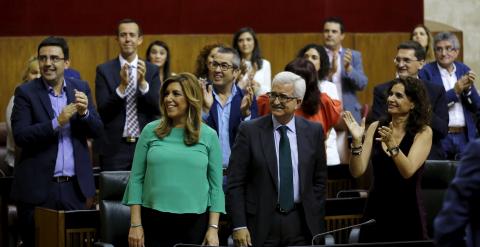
[119,54,138,68]
[272,115,296,134]
[43,78,66,95]
[325,46,343,56]
[437,62,456,76]
[213,82,238,97]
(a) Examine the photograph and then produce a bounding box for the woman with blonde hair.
[123,72,225,246]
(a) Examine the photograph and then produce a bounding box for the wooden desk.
[35,207,99,247]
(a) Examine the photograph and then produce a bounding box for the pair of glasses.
[266,92,297,103]
[208,61,235,71]
[393,57,418,65]
[434,47,456,53]
[38,55,66,63]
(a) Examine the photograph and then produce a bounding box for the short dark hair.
[37,36,69,60]
[216,47,241,69]
[297,43,330,80]
[323,16,345,33]
[117,18,143,36]
[397,40,426,61]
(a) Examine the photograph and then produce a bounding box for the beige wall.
[425,0,480,88]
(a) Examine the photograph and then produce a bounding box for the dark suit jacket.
[11,77,103,205]
[434,139,480,247]
[205,84,258,148]
[94,58,160,168]
[419,61,480,141]
[227,115,327,246]
[371,79,449,159]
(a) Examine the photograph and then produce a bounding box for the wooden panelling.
[0,31,462,122]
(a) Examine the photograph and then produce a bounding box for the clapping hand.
[342,111,365,142]
[375,122,397,150]
[137,60,148,90]
[343,49,353,73]
[74,89,88,116]
[200,78,214,112]
[240,85,254,117]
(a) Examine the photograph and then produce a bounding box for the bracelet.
[130,224,142,228]
[208,224,219,229]
[387,146,400,157]
[350,143,363,156]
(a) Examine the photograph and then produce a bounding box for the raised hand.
[74,89,88,116]
[342,111,365,142]
[119,64,130,94]
[137,60,148,90]
[375,122,397,150]
[343,49,353,73]
[240,86,253,117]
[200,78,214,112]
[57,104,77,127]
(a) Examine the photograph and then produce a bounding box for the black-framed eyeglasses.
[38,55,66,63]
[208,61,235,71]
[434,46,456,53]
[393,57,418,65]
[266,92,297,103]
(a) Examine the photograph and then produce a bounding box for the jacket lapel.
[260,116,279,191]
[295,117,308,196]
[110,59,122,91]
[36,79,54,119]
[65,78,75,104]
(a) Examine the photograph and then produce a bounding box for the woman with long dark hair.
[411,24,435,63]
[298,44,342,165]
[233,27,271,96]
[343,77,432,242]
[146,40,172,82]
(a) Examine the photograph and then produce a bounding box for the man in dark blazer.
[371,40,449,160]
[228,72,327,247]
[419,32,480,160]
[11,36,103,247]
[202,47,257,170]
[95,18,160,171]
[434,138,480,247]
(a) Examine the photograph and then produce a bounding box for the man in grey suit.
[227,72,327,246]
[323,16,368,164]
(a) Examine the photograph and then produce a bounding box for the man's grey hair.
[272,71,306,99]
[434,32,461,50]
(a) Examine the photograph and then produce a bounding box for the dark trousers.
[17,179,86,247]
[263,206,311,247]
[141,207,208,247]
[442,132,468,160]
[100,141,136,171]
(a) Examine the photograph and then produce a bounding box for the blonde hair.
[155,72,203,145]
[21,56,39,82]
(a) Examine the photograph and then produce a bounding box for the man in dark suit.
[95,18,160,170]
[371,40,449,160]
[434,138,480,247]
[419,32,480,160]
[228,71,327,246]
[11,36,103,247]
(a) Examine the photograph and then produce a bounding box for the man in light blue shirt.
[202,47,258,170]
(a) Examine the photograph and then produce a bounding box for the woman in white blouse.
[232,27,271,96]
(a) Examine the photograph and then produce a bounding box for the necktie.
[278,126,294,211]
[125,65,140,137]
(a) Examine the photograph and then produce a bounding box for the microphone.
[310,219,376,245]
